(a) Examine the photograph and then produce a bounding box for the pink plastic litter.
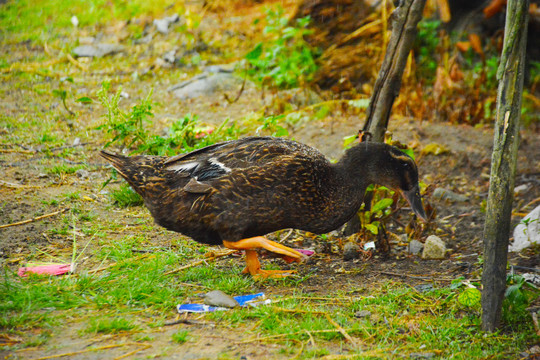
[296,249,315,256]
[18,264,73,277]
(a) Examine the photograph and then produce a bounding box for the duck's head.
[382,146,427,221]
[342,142,427,221]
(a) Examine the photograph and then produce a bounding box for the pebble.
[510,205,540,252]
[421,235,446,260]
[433,188,468,202]
[169,73,251,100]
[154,14,180,34]
[514,184,530,195]
[408,239,424,255]
[73,43,125,58]
[409,353,435,359]
[343,241,359,261]
[75,169,89,179]
[354,310,372,318]
[414,284,434,293]
[203,290,239,308]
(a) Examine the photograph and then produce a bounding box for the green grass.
[110,183,144,208]
[86,317,136,334]
[206,285,536,359]
[171,329,190,343]
[0,0,184,44]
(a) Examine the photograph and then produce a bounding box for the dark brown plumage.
[100,136,426,277]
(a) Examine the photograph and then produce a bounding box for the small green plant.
[96,82,242,155]
[360,185,395,235]
[52,77,75,116]
[47,164,86,175]
[97,82,153,149]
[110,183,144,208]
[472,56,499,90]
[171,329,190,343]
[256,114,289,137]
[86,317,136,334]
[503,273,540,324]
[414,19,441,81]
[245,6,319,89]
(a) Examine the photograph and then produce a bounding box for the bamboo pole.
[362,0,427,142]
[481,0,529,331]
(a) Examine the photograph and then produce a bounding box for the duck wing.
[163,137,321,194]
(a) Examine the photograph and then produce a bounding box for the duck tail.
[100,150,149,196]
[100,150,127,171]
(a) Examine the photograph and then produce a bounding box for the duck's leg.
[223,237,304,278]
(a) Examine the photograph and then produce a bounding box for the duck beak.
[402,185,427,221]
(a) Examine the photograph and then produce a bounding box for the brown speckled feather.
[100,136,426,246]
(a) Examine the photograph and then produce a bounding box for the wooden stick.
[87,253,152,274]
[531,311,540,336]
[163,250,237,276]
[0,148,34,154]
[0,180,41,189]
[0,208,68,230]
[324,314,355,344]
[113,344,151,360]
[32,343,130,360]
[237,328,355,344]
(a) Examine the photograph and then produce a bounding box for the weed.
[503,273,540,325]
[245,6,319,89]
[414,19,441,81]
[47,164,86,175]
[110,183,144,208]
[171,329,190,343]
[97,82,153,150]
[255,114,289,137]
[96,82,243,155]
[86,317,136,334]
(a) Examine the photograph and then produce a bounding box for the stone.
[433,188,468,202]
[408,239,424,255]
[154,14,180,34]
[343,241,359,261]
[169,73,251,100]
[354,310,372,318]
[514,184,530,196]
[409,353,435,359]
[203,290,239,308]
[421,235,446,260]
[75,169,89,179]
[73,43,125,58]
[510,205,540,252]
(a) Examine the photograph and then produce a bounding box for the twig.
[0,180,41,189]
[271,306,324,315]
[87,253,153,274]
[163,318,212,326]
[32,343,131,360]
[0,208,69,230]
[67,53,88,71]
[0,148,34,154]
[377,270,479,282]
[305,330,316,347]
[163,250,238,276]
[223,71,247,104]
[324,313,355,344]
[531,311,540,336]
[47,142,93,153]
[113,344,151,360]
[237,328,355,344]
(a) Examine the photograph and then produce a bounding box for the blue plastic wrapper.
[177,292,268,313]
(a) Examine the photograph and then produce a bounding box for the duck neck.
[335,142,384,190]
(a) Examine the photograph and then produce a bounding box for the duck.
[100,136,426,278]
